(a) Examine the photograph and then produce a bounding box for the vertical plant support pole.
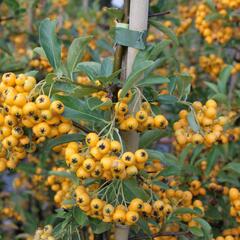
[83,0,89,11]
[115,1,149,240]
[121,0,149,151]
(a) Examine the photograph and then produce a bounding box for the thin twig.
[228,74,238,102]
[129,231,191,240]
[0,16,15,22]
[149,11,171,18]
[72,121,91,133]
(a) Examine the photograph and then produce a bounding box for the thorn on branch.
[129,231,192,240]
[72,121,91,134]
[0,16,15,22]
[149,11,171,18]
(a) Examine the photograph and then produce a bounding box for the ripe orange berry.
[153,200,164,211]
[125,117,138,131]
[135,110,148,123]
[111,160,125,174]
[35,95,51,109]
[83,158,96,172]
[126,165,138,176]
[229,188,239,201]
[135,149,148,163]
[117,90,132,103]
[129,198,144,211]
[2,72,16,86]
[50,100,64,114]
[103,204,114,216]
[0,158,7,172]
[154,115,168,128]
[113,209,126,223]
[86,132,99,147]
[115,102,128,115]
[100,156,113,171]
[121,152,135,166]
[110,140,121,153]
[90,198,104,210]
[96,139,111,154]
[192,133,204,144]
[204,107,217,119]
[77,193,90,206]
[126,211,139,225]
[23,102,38,116]
[205,99,217,108]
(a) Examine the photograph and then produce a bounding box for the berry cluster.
[215,227,240,240]
[65,133,149,180]
[229,188,240,223]
[116,90,168,132]
[1,207,22,222]
[195,3,233,44]
[0,72,74,171]
[29,57,53,73]
[75,185,175,226]
[46,167,73,208]
[173,99,240,150]
[199,55,225,79]
[33,225,55,240]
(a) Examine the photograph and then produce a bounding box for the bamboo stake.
[121,0,149,151]
[83,0,89,11]
[115,1,149,240]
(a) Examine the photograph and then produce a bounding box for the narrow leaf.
[39,19,61,70]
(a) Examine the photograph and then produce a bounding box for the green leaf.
[138,218,151,235]
[193,218,212,240]
[205,13,221,21]
[17,162,35,174]
[0,40,11,55]
[140,129,166,148]
[204,0,216,11]
[204,82,219,93]
[148,40,172,60]
[67,36,92,80]
[53,95,106,123]
[39,19,61,70]
[3,0,20,12]
[158,94,178,104]
[222,162,240,175]
[75,62,101,80]
[120,60,154,98]
[100,57,113,77]
[73,207,89,227]
[159,166,180,177]
[25,70,38,77]
[123,178,149,202]
[174,207,202,216]
[189,227,204,237]
[218,65,233,94]
[63,106,105,124]
[179,144,193,167]
[106,7,124,19]
[33,47,47,58]
[191,145,204,165]
[212,93,227,103]
[137,76,170,86]
[149,20,179,47]
[41,133,85,157]
[187,111,200,133]
[87,97,112,111]
[89,218,112,234]
[147,149,177,166]
[49,171,79,183]
[206,146,220,175]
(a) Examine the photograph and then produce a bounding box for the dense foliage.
[0,0,239,240]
